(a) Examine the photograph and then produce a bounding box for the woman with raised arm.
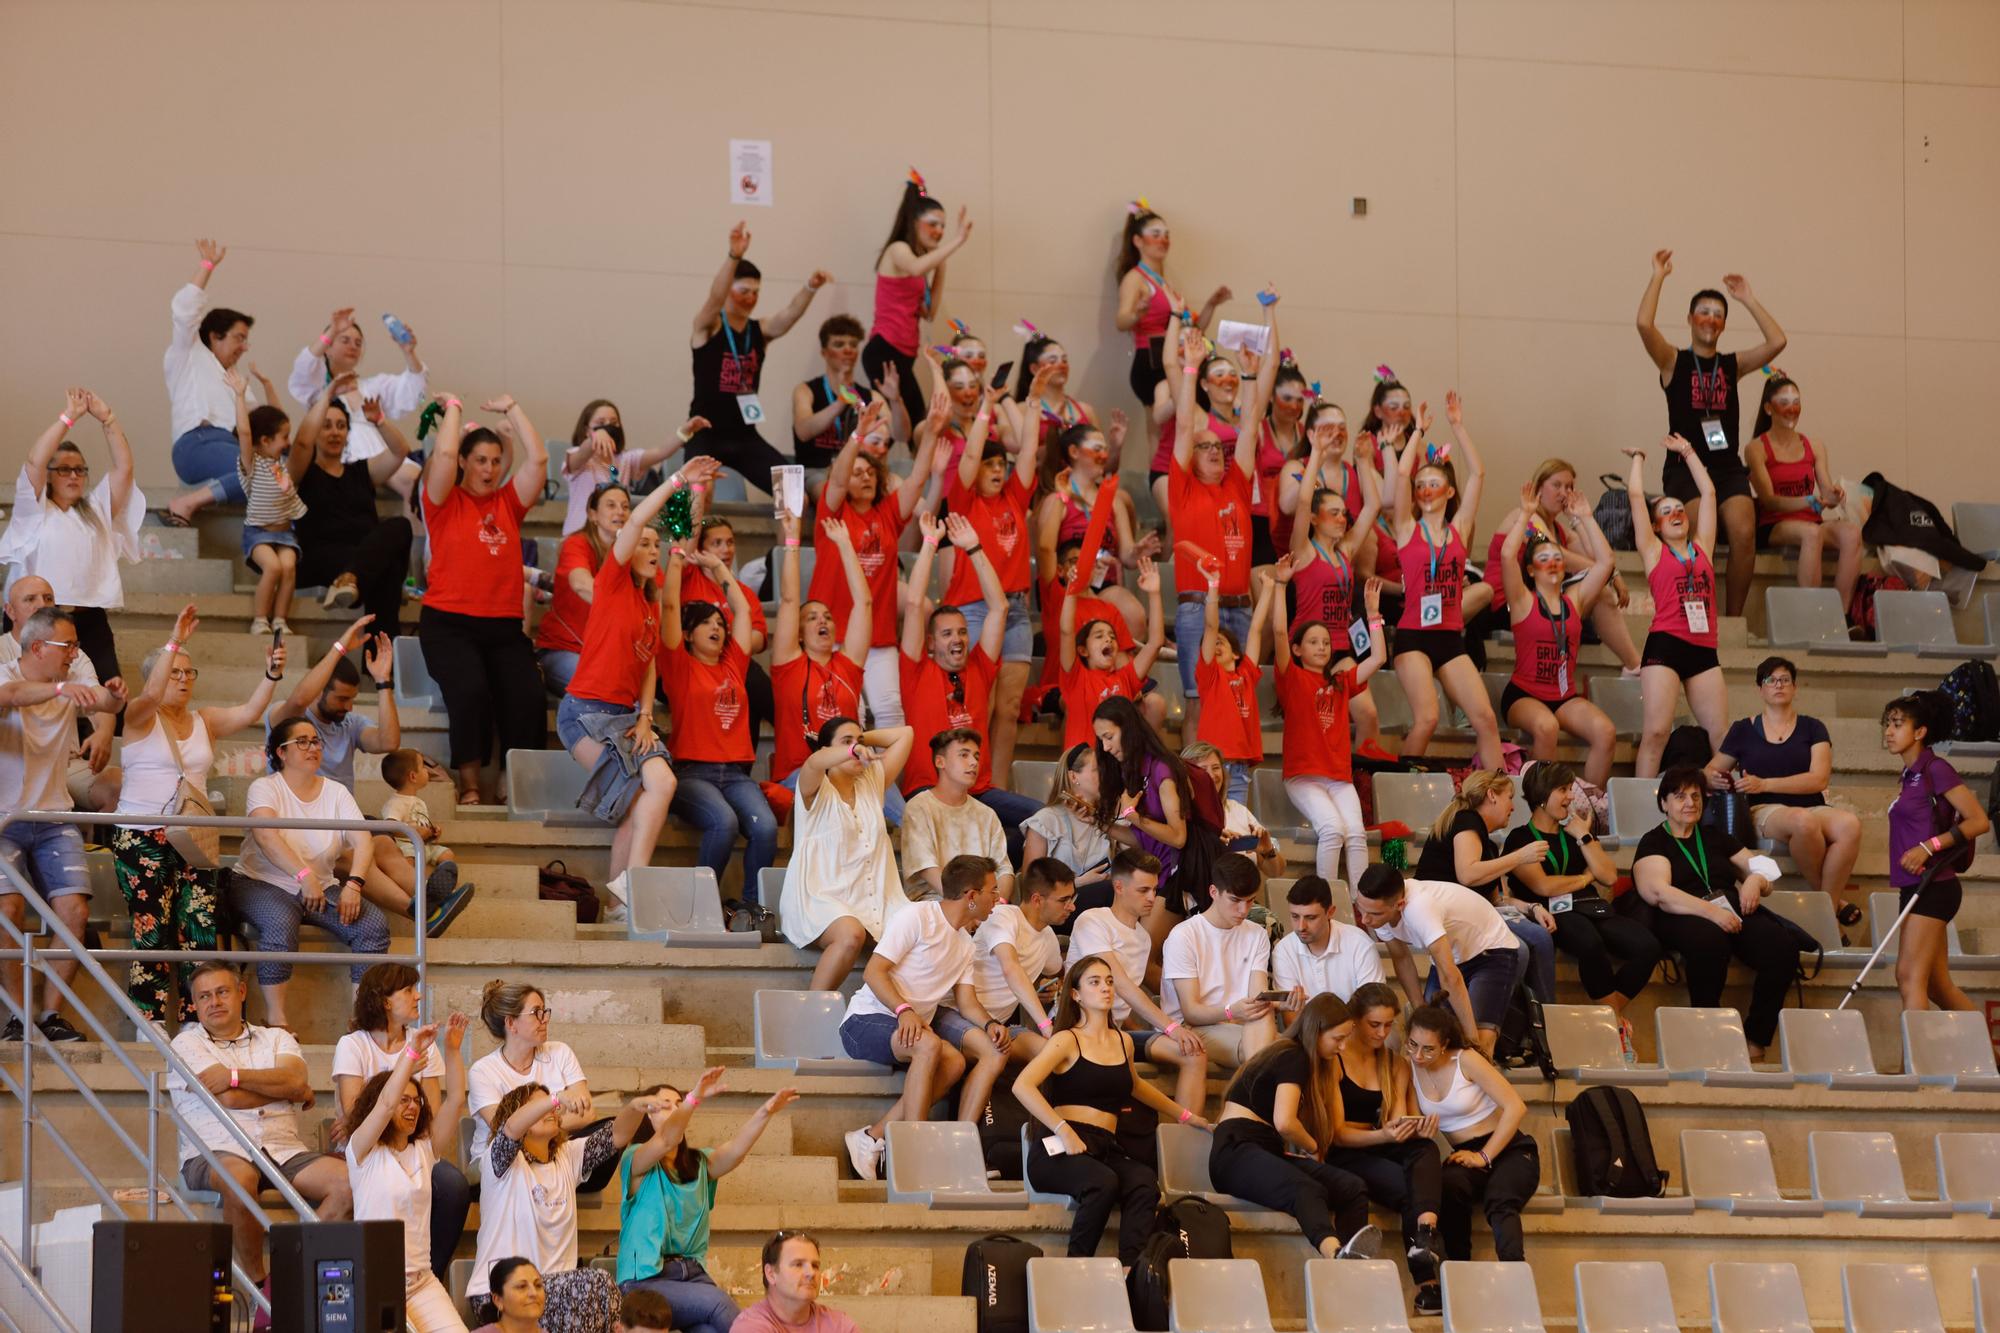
[344,1015,470,1333]
[1004,331,1099,453]
[1747,374,1865,608]
[418,395,549,804]
[1248,360,1311,572]
[113,604,284,1028]
[663,540,776,903]
[560,401,699,538]
[770,511,891,805]
[1033,427,1153,649]
[1388,391,1501,768]
[1286,411,1386,750]
[1626,436,1726,777]
[1497,483,1619,786]
[287,306,429,506]
[1147,297,1251,528]
[162,239,257,525]
[866,172,972,433]
[1482,460,1642,676]
[0,389,141,687]
[780,717,915,991]
[288,379,415,632]
[537,482,629,694]
[1114,202,1228,409]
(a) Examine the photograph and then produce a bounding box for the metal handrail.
[0,808,431,1327]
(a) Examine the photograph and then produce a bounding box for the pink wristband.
[1224,1005,1235,1022]
[53,682,65,699]
[444,398,462,410]
[201,260,216,271]
[685,1093,701,1109]
[332,640,347,655]
[400,1045,420,1063]
[1178,1109,1193,1124]
[295,867,312,883]
[1164,1020,1180,1035]
[1037,1017,1053,1035]
[893,1002,913,1016]
[318,331,331,345]
[1182,366,1198,375]
[784,538,800,548]
[58,413,73,429]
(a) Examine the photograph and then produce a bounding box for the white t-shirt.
[168,1022,310,1165]
[972,903,1062,1022]
[233,774,364,894]
[0,662,80,811]
[346,1136,435,1284]
[1160,912,1272,1024]
[1371,878,1518,962]
[331,1030,447,1091]
[1066,907,1155,1024]
[899,790,1013,890]
[1271,923,1386,1004]
[845,900,975,1024]
[467,1132,594,1299]
[0,469,144,610]
[1220,798,1266,846]
[466,1041,587,1177]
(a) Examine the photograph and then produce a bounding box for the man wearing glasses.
[0,577,123,812]
[0,608,125,1041]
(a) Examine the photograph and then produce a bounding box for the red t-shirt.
[1277,661,1360,783]
[1059,658,1144,749]
[1036,575,1136,689]
[535,531,597,654]
[899,645,996,795]
[1167,456,1254,595]
[807,486,908,648]
[943,473,1034,602]
[680,566,769,640]
[663,640,754,763]
[1196,657,1264,764]
[770,652,865,782]
[421,484,529,619]
[565,555,664,707]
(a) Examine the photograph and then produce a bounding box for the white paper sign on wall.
[731,139,773,207]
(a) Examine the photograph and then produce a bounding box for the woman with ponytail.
[867,171,972,433]
[1113,203,1229,409]
[1881,690,1988,1014]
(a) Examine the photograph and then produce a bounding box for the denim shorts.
[957,590,1034,664]
[556,692,631,752]
[839,1005,981,1066]
[241,524,300,568]
[0,823,89,899]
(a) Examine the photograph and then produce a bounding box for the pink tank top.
[1647,541,1718,647]
[1509,592,1582,703]
[1395,522,1467,632]
[1132,270,1172,345]
[1057,485,1091,545]
[870,272,927,356]
[1149,410,1239,473]
[1293,541,1357,641]
[1756,433,1819,528]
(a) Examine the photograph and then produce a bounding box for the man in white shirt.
[900,730,1014,899]
[839,855,1007,1181]
[0,608,123,1043]
[163,238,257,525]
[1160,853,1277,1069]
[170,961,352,1289]
[972,857,1076,1049]
[1064,848,1208,1109]
[1272,874,1386,1017]
[1353,865,1527,1058]
[0,577,120,810]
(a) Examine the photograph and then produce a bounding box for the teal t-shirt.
[616,1144,717,1284]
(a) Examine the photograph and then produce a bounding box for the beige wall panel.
[1906,0,2000,87]
[1905,83,2000,341]
[1455,58,1903,339]
[1455,0,1900,82]
[1901,338,1995,504]
[993,0,1451,52]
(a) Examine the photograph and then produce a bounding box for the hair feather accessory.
[931,344,960,358]
[1128,195,1153,216]
[1012,318,1042,340]
[1762,364,1789,379]
[949,318,974,340]
[1279,347,1296,366]
[1373,364,1397,384]
[1308,380,1323,400]
[907,166,928,195]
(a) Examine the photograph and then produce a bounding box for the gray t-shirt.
[0,662,78,811]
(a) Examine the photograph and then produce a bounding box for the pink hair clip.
[1373,364,1397,383]
[1012,319,1042,340]
[907,166,929,195]
[1279,346,1296,365]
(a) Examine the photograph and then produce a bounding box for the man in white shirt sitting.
[170,961,352,1296]
[1352,865,1527,1058]
[1160,853,1277,1069]
[900,729,1015,899]
[972,857,1077,1057]
[0,577,120,811]
[1272,875,1386,1019]
[839,854,1009,1181]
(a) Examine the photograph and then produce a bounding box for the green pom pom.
[1382,837,1409,872]
[655,486,696,541]
[416,400,446,442]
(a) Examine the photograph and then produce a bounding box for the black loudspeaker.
[269,1220,405,1332]
[90,1219,233,1332]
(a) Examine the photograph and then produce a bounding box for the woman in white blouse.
[0,388,142,687]
[112,605,284,1028]
[162,238,256,526]
[345,1014,470,1333]
[226,717,392,1030]
[288,306,428,507]
[778,719,914,991]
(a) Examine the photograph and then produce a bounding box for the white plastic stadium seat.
[1575,1262,1678,1333]
[1439,1261,1545,1333]
[1681,1130,1822,1216]
[1654,1007,1792,1088]
[1710,1263,1812,1333]
[752,990,878,1076]
[1027,1257,1135,1333]
[1807,1132,1950,1218]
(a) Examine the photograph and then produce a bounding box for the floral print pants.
[109,827,219,1022]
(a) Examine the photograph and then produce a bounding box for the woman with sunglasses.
[1355,377,1423,600]
[226,716,392,1032]
[867,174,973,433]
[1747,374,1865,609]
[1147,298,1254,533]
[1034,429,1153,654]
[1115,205,1229,410]
[1625,436,1726,777]
[1005,333,1101,455]
[0,389,141,689]
[1286,410,1384,750]
[1496,483,1619,786]
[1481,460,1642,677]
[1248,361,1311,572]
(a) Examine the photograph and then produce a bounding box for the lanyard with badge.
[1313,537,1368,656]
[1664,540,1710,636]
[723,320,764,424]
[1670,827,1722,902]
[1540,592,1571,696]
[1543,830,1575,914]
[1690,352,1729,452]
[1417,521,1448,627]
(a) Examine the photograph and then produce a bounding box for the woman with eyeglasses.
[1115,205,1228,412]
[1704,656,1863,925]
[1403,1005,1536,1263]
[468,980,622,1195]
[112,605,285,1029]
[0,388,141,688]
[1284,408,1385,750]
[1626,436,1727,777]
[225,716,393,1032]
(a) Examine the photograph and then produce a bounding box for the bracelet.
[1034,1017,1053,1035]
[1479,1149,1491,1168]
[784,538,800,548]
[400,1045,420,1063]
[1224,1005,1235,1022]
[295,867,312,883]
[201,260,216,271]
[164,640,180,655]
[975,411,991,423]
[692,482,708,493]
[228,1069,239,1089]
[893,1002,912,1016]
[1119,806,1138,822]
[677,425,696,444]
[344,874,365,886]
[53,682,65,699]
[1178,1109,1193,1124]
[58,413,73,429]
[1164,1020,1181,1035]
[923,535,940,547]
[318,331,330,344]
[265,670,282,682]
[444,398,461,410]
[685,1093,702,1109]
[962,544,983,556]
[1205,579,1221,591]
[1368,616,1385,626]
[1182,366,1198,375]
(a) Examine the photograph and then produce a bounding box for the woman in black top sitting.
[1503,762,1661,1051]
[1207,994,1381,1262]
[1630,767,1798,1058]
[291,376,414,633]
[1704,656,1863,928]
[1415,770,1557,1002]
[1327,983,1444,1315]
[1013,954,1209,1265]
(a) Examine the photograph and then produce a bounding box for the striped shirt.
[238,454,306,528]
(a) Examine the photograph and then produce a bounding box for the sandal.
[457,790,486,807]
[1836,900,1864,927]
[157,509,193,529]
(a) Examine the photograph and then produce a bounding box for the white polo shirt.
[1371,878,1518,963]
[1271,922,1386,1004]
[168,1022,311,1166]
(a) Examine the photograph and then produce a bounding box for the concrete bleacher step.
[382,896,575,941]
[431,975,669,1030]
[120,556,238,595]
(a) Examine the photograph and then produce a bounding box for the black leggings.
[1129,338,1166,407]
[416,606,546,769]
[686,424,790,492]
[1652,907,1799,1047]
[1438,1132,1538,1262]
[69,606,120,686]
[1025,1121,1160,1265]
[861,334,925,433]
[746,656,774,746]
[1549,907,1663,1003]
[1325,1137,1443,1249]
[1208,1118,1369,1251]
[299,517,412,639]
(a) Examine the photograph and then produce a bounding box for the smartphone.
[1255,989,1292,1004]
[271,625,283,652]
[989,361,1015,390]
[1041,1133,1069,1157]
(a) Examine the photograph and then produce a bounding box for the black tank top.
[1042,1032,1132,1108]
[799,376,858,467]
[1661,347,1744,488]
[1224,1043,1310,1122]
[689,318,765,431]
[1337,1056,1384,1129]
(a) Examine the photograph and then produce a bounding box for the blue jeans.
[1504,914,1558,1004]
[622,1265,740,1333]
[784,766,903,828]
[671,761,777,902]
[1225,761,1250,806]
[0,822,89,901]
[975,787,1039,871]
[171,424,247,503]
[537,649,579,695]
[1425,942,1528,1033]
[957,591,1034,663]
[1174,600,1251,694]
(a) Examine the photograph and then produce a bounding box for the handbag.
[158,717,221,868]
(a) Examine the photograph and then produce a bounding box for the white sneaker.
[845,1126,884,1181]
[271,618,291,636]
[600,900,628,926]
[249,617,271,635]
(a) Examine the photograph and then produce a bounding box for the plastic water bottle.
[381,312,414,346]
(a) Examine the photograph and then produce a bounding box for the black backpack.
[1564,1086,1667,1198]
[1491,974,1556,1081]
[1127,1197,1232,1331]
[976,1088,1034,1180]
[962,1234,1042,1333]
[1592,472,1639,551]
[1938,661,2000,744]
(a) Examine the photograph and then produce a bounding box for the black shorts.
[1130,338,1166,406]
[1899,875,1962,923]
[1663,467,1754,506]
[1147,468,1167,490]
[1501,681,1577,717]
[1393,627,1469,673]
[1641,631,1720,681]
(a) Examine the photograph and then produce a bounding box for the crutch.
[1836,855,1956,1010]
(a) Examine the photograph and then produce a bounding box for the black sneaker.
[0,1017,22,1042]
[1406,1221,1443,1285]
[425,882,477,937]
[1414,1282,1442,1316]
[37,1015,83,1043]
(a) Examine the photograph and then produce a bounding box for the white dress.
[779,761,909,948]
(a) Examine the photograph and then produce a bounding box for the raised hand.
[444,1012,469,1052]
[1106,408,1129,451]
[1363,576,1384,616]
[692,1065,728,1101]
[341,613,378,649]
[922,386,950,436]
[917,511,944,546]
[1564,491,1592,520]
[407,1022,439,1059]
[681,415,712,441]
[63,388,89,423]
[879,360,901,405]
[1662,433,1694,459]
[953,205,973,242]
[1651,249,1673,278]
[1721,273,1751,301]
[170,603,200,646]
[1271,553,1295,584]
[1136,554,1160,593]
[365,633,393,685]
[1206,284,1233,309]
[196,238,227,269]
[329,371,360,399]
[778,509,800,545]
[1519,481,1540,519]
[223,369,247,398]
[728,221,752,260]
[943,512,978,549]
[807,269,833,290]
[820,516,854,549]
[481,394,518,415]
[362,396,385,425]
[1178,324,1206,365]
[853,398,888,444]
[1619,447,1647,462]
[680,455,724,487]
[1444,390,1463,427]
[1415,401,1434,437]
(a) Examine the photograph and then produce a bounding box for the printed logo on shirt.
[1219,501,1246,560]
[477,511,507,555]
[854,523,887,576]
[1315,683,1343,730]
[1690,365,1729,413]
[1229,674,1252,719]
[1673,567,1714,604]
[718,347,761,395]
[814,676,848,724]
[714,680,744,731]
[992,507,1020,556]
[1532,640,1565,687]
